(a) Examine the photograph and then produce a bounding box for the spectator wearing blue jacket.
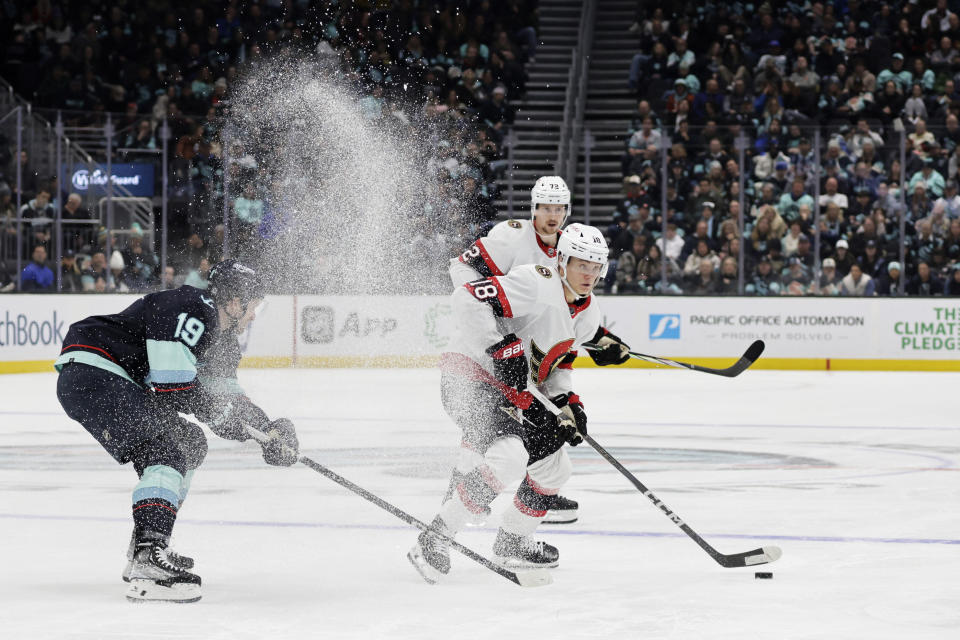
[21,245,54,292]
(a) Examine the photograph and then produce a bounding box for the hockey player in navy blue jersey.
[55,259,299,603]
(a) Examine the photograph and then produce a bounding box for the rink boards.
[1,294,958,373]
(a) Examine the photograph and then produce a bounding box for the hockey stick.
[582,339,765,378]
[524,387,782,568]
[244,427,551,588]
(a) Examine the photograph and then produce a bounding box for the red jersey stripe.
[60,344,117,362]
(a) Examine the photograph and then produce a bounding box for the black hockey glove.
[521,397,568,462]
[259,418,300,467]
[486,333,529,391]
[552,392,587,446]
[588,327,631,366]
[522,396,558,432]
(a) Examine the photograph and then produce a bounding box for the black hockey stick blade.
[715,545,782,568]
[582,434,783,569]
[296,455,552,587]
[584,339,765,378]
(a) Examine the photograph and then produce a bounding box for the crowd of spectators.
[608,0,960,296]
[0,0,536,292]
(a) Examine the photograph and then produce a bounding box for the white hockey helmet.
[557,222,609,287]
[530,175,571,222]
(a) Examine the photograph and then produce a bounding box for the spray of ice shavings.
[227,55,456,298]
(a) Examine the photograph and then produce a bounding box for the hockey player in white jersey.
[408,223,610,582]
[446,176,630,524]
[450,176,570,287]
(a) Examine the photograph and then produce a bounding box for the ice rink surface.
[1,367,958,639]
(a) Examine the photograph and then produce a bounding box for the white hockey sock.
[438,493,474,532]
[499,499,545,536]
[455,445,484,474]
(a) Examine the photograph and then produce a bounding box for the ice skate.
[541,494,579,525]
[493,529,559,569]
[123,531,194,582]
[407,516,452,584]
[125,541,202,603]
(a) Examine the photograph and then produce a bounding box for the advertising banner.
[63,163,156,198]
[292,296,451,361]
[2,295,957,373]
[0,295,139,367]
[596,297,960,362]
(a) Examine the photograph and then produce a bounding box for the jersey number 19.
[174,313,206,347]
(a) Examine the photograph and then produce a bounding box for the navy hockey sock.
[132,465,183,539]
[178,469,195,508]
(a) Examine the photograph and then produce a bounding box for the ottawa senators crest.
[535,265,552,278]
[507,219,522,229]
[529,338,575,384]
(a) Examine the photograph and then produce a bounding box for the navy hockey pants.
[56,363,207,476]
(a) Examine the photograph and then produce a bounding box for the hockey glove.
[193,394,269,442]
[552,393,587,446]
[521,397,569,462]
[522,396,558,432]
[486,333,529,391]
[259,418,300,466]
[588,327,631,366]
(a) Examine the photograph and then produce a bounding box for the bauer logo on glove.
[486,333,529,391]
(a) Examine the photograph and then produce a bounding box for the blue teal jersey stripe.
[197,375,244,395]
[145,339,197,385]
[179,469,195,506]
[54,351,137,386]
[148,369,200,383]
[132,465,184,506]
[132,486,181,506]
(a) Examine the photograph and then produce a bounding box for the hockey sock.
[455,443,484,474]
[443,444,485,502]
[501,476,551,536]
[439,465,501,531]
[178,469,195,508]
[132,465,183,539]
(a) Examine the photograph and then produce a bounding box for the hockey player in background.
[55,259,299,603]
[408,223,611,582]
[447,176,630,524]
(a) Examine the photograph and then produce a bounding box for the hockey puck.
[754,572,773,579]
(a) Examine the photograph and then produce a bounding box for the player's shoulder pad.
[173,285,219,320]
[489,218,528,237]
[509,263,559,289]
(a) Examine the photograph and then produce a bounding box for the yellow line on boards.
[0,360,56,374]
[2,357,958,374]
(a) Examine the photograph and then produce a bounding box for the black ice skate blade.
[540,513,578,525]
